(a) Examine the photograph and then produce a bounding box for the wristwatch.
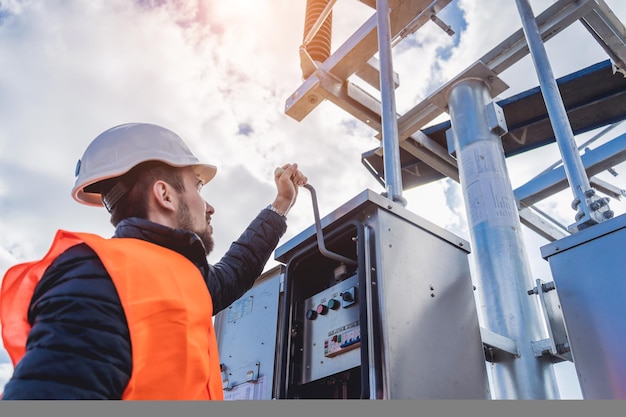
[266,204,286,218]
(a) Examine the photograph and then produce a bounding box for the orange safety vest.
[0,230,224,400]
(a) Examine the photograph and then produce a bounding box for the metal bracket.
[430,13,455,37]
[446,127,457,159]
[221,361,261,391]
[527,279,573,363]
[485,101,508,137]
[221,363,233,391]
[429,61,509,112]
[246,362,260,383]
[480,327,520,362]
[444,100,508,159]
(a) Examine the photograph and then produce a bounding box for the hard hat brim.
[73,162,217,207]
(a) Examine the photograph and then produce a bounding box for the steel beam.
[514,132,626,206]
[285,0,452,121]
[580,0,626,75]
[518,206,571,242]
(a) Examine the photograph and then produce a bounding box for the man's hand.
[271,163,307,217]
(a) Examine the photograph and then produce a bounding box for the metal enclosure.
[541,212,626,399]
[215,189,490,399]
[213,267,284,400]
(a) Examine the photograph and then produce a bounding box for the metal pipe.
[538,121,624,176]
[514,0,612,231]
[303,183,358,266]
[376,0,406,205]
[447,78,560,399]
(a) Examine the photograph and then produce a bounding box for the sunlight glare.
[228,0,262,13]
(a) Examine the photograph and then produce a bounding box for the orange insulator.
[302,0,333,78]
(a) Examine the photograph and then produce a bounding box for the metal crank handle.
[274,167,357,266]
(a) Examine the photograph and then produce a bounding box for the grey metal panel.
[275,190,487,398]
[213,267,283,400]
[541,213,626,399]
[371,208,490,399]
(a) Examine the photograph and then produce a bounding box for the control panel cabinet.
[274,190,489,399]
[541,212,626,399]
[215,189,489,399]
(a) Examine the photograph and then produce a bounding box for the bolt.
[592,198,610,210]
[556,342,571,354]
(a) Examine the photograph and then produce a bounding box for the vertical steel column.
[514,0,613,232]
[447,78,560,399]
[376,0,406,205]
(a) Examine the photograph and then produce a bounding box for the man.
[0,122,307,399]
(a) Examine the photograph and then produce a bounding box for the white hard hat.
[72,122,217,208]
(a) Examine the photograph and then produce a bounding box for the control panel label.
[324,321,361,357]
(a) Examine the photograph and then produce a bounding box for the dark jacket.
[1,208,286,399]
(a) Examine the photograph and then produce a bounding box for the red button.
[316,304,328,315]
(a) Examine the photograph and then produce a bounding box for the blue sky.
[1,0,626,399]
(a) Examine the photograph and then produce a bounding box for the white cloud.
[0,363,13,394]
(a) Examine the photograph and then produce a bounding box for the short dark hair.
[97,161,187,227]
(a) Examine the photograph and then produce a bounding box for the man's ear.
[152,180,176,212]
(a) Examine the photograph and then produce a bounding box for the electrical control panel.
[216,191,489,400]
[301,273,361,384]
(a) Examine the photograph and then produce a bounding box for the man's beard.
[177,198,214,255]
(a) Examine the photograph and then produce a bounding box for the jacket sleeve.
[207,208,287,314]
[0,243,132,400]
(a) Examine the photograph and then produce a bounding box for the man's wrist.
[266,204,287,219]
